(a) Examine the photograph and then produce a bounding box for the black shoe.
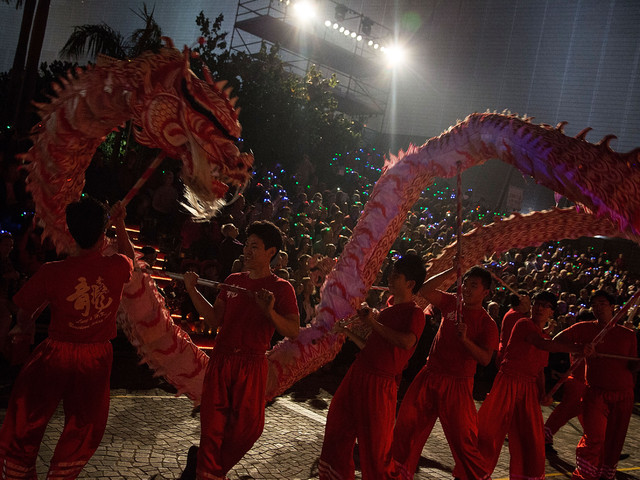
[620,453,630,460]
[179,445,198,480]
[545,443,557,456]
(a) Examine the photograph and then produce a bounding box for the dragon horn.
[229,97,239,107]
[235,107,242,116]
[598,134,617,148]
[224,86,233,98]
[575,127,592,140]
[215,80,228,91]
[202,66,214,85]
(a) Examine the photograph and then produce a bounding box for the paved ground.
[7,385,640,480]
[1,339,639,479]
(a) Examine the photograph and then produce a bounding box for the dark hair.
[532,290,558,310]
[509,289,530,307]
[575,309,596,321]
[463,266,492,290]
[590,289,615,306]
[393,253,427,294]
[66,196,109,249]
[246,220,283,261]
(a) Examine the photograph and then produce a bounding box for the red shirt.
[559,321,637,391]
[500,318,549,379]
[214,272,298,354]
[13,250,133,343]
[355,301,425,377]
[426,292,499,377]
[497,308,529,363]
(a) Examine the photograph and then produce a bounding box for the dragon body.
[23,39,253,253]
[265,113,639,399]
[24,46,640,404]
[21,41,253,403]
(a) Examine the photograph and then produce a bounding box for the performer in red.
[391,265,498,480]
[496,290,530,366]
[183,220,299,480]
[553,290,637,480]
[543,310,594,454]
[318,254,426,480]
[0,197,135,480]
[477,290,584,479]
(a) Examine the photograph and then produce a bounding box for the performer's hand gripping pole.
[166,272,255,297]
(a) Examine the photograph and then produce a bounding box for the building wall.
[372,0,640,154]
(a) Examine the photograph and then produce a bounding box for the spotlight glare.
[385,45,407,67]
[292,1,316,21]
[373,43,379,49]
[324,20,332,27]
[367,40,373,46]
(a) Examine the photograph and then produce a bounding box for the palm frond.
[60,23,127,60]
[2,0,25,7]
[128,3,163,57]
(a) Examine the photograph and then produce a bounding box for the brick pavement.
[1,382,639,479]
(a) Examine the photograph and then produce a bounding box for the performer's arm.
[332,323,366,350]
[184,272,225,329]
[457,322,494,366]
[526,332,583,353]
[256,289,300,339]
[418,266,455,307]
[10,302,47,341]
[363,308,417,350]
[111,201,136,262]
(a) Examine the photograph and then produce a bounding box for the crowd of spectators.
[1,144,639,378]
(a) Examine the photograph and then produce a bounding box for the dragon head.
[131,41,254,219]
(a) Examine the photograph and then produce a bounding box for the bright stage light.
[384,45,407,67]
[350,31,356,38]
[344,29,350,36]
[324,20,332,27]
[367,40,373,46]
[373,43,379,49]
[292,1,316,21]
[333,22,339,29]
[356,35,362,41]
[339,26,345,32]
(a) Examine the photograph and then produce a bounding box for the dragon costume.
[21,39,640,403]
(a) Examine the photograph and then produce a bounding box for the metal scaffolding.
[230,0,393,121]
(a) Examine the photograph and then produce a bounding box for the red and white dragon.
[21,40,640,404]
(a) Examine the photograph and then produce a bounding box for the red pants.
[319,364,397,480]
[392,369,489,480]
[478,372,545,480]
[0,338,112,480]
[544,376,585,444]
[196,352,267,480]
[572,387,634,480]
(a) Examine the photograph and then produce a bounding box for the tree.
[59,4,161,61]
[1,0,51,139]
[56,4,163,166]
[191,12,361,179]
